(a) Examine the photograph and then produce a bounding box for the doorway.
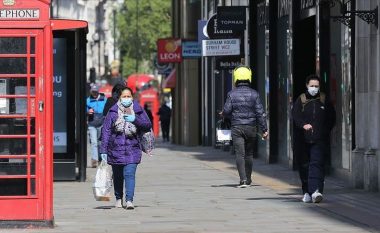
[291,16,316,169]
[293,16,316,98]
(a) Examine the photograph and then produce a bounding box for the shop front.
[252,0,343,170]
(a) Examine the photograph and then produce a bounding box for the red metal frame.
[0,0,53,222]
[0,0,88,223]
[0,29,44,219]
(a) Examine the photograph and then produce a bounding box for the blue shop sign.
[198,20,208,42]
[182,41,202,58]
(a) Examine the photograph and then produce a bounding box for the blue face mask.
[121,98,133,107]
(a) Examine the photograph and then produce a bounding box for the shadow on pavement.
[94,205,114,210]
[246,197,300,202]
[156,142,380,232]
[210,184,261,188]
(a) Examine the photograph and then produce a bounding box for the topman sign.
[217,6,246,31]
[0,9,40,20]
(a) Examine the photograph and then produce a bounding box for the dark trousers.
[297,141,326,194]
[161,120,170,141]
[232,125,256,182]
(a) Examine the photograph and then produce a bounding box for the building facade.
[251,0,379,192]
[172,0,379,191]
[51,0,121,81]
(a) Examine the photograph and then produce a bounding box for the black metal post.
[350,0,356,149]
[78,29,87,182]
[268,0,278,163]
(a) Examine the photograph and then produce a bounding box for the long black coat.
[158,104,171,122]
[292,92,335,144]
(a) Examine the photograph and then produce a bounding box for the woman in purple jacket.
[100,87,152,209]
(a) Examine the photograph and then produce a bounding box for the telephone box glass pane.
[0,118,35,135]
[0,98,35,115]
[31,178,35,195]
[30,138,35,155]
[0,138,27,155]
[0,179,27,196]
[31,37,35,54]
[0,38,27,54]
[30,57,35,74]
[0,98,36,116]
[0,78,35,95]
[0,159,28,175]
[30,158,35,175]
[0,58,27,74]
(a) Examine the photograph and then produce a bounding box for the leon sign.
[157,38,182,63]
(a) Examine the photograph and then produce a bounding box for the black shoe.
[237,181,249,188]
[247,179,252,186]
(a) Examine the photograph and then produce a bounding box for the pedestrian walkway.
[2,143,380,233]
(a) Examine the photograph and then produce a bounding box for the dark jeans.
[112,163,138,202]
[297,141,326,194]
[161,120,170,141]
[232,125,257,182]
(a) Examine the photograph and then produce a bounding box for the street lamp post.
[92,32,101,79]
[135,0,139,73]
[113,9,117,60]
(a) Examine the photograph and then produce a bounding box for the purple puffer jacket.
[100,101,152,165]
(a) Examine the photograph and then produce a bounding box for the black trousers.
[161,120,170,141]
[231,125,256,182]
[297,141,326,194]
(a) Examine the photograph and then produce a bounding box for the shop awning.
[162,69,176,89]
[51,19,88,32]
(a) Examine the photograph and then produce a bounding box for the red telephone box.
[0,0,87,226]
[139,89,160,137]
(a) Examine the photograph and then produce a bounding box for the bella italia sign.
[0,9,40,20]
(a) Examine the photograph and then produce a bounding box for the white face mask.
[307,86,319,96]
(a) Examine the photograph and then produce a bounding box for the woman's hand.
[262,131,269,139]
[100,153,107,162]
[303,124,313,131]
[124,114,136,122]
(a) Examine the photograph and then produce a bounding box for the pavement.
[2,141,380,233]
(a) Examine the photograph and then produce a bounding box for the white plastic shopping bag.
[92,160,113,201]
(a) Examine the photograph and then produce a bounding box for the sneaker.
[115,199,123,208]
[237,181,249,188]
[302,193,312,203]
[126,201,134,209]
[311,190,323,203]
[247,179,252,186]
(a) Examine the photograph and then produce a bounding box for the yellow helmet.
[233,66,252,83]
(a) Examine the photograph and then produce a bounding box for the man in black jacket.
[292,74,335,203]
[222,66,268,188]
[158,102,172,142]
